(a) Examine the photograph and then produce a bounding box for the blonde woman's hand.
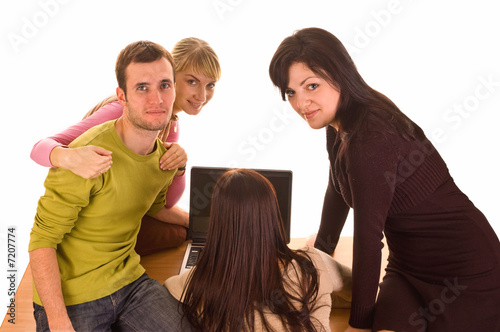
[50,146,112,179]
[160,142,187,175]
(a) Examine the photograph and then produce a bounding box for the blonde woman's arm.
[30,102,123,178]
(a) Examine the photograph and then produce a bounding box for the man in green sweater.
[29,41,184,331]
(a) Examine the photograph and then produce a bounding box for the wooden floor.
[1,237,387,331]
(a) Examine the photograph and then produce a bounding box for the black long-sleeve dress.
[315,125,500,331]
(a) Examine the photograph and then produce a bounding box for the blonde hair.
[82,95,118,120]
[85,38,221,141]
[172,37,221,81]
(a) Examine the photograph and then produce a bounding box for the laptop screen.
[188,167,292,243]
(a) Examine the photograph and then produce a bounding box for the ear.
[116,87,127,107]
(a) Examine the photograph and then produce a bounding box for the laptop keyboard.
[185,246,203,269]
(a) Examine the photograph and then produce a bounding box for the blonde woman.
[30,37,221,255]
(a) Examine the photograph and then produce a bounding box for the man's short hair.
[115,40,175,95]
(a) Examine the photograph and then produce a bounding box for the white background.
[1,0,499,316]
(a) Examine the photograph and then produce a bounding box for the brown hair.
[182,169,323,332]
[83,39,220,141]
[115,40,175,95]
[269,27,424,143]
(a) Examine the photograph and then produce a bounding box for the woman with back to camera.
[30,37,221,255]
[269,27,500,332]
[165,169,352,332]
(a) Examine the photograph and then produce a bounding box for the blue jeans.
[33,273,191,331]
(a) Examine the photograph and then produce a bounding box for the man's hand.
[30,248,75,332]
[47,317,75,332]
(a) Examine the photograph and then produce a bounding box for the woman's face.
[173,68,217,115]
[285,62,340,130]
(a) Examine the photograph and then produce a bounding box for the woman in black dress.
[269,27,500,332]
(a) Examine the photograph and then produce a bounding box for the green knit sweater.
[29,120,176,306]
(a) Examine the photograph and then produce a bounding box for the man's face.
[118,58,175,132]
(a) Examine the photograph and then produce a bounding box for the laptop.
[179,166,293,274]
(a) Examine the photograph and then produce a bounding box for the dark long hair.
[269,27,424,146]
[182,169,323,332]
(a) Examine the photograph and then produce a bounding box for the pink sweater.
[30,101,185,208]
